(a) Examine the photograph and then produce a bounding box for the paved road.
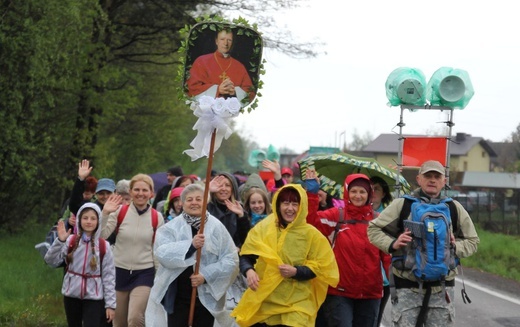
[381,267,520,326]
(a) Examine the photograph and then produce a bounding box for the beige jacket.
[101,204,164,271]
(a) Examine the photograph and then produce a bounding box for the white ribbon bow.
[184,96,241,161]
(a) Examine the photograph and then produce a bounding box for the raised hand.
[102,194,123,215]
[262,159,281,180]
[78,159,93,181]
[57,220,72,242]
[224,199,244,217]
[305,168,318,180]
[209,175,226,193]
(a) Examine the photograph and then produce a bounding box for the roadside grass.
[463,224,520,282]
[1,223,519,326]
[0,227,66,327]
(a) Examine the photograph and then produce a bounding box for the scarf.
[182,211,209,230]
[81,233,91,243]
[251,212,267,226]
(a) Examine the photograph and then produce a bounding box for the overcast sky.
[232,0,519,154]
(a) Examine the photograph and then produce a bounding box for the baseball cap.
[95,178,116,193]
[281,167,293,176]
[419,160,445,175]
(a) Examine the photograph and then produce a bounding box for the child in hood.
[44,202,116,326]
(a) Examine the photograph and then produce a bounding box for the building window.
[482,151,486,158]
[464,161,468,171]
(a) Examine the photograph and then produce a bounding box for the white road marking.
[456,277,520,306]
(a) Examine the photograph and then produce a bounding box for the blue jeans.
[322,295,380,327]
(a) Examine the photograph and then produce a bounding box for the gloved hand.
[305,178,320,194]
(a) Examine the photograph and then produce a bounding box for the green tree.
[0,0,98,231]
[0,0,319,231]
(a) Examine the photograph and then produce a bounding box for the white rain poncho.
[145,212,239,326]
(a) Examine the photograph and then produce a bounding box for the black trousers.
[168,297,214,327]
[63,296,108,327]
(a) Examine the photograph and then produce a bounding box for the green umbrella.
[298,153,411,199]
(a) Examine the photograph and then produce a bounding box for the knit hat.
[169,187,184,201]
[344,173,372,203]
[348,178,372,194]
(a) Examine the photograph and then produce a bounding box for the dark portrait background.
[183,24,262,96]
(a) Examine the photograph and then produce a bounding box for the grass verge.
[0,227,66,327]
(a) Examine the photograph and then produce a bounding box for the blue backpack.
[401,195,458,283]
[390,195,470,326]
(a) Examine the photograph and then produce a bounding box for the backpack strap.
[331,207,344,248]
[151,208,158,244]
[98,237,106,274]
[331,207,369,247]
[446,200,459,233]
[398,196,414,231]
[116,204,130,234]
[99,237,106,264]
[67,234,77,268]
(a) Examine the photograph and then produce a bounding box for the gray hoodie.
[44,202,116,309]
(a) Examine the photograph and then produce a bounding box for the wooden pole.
[188,129,217,327]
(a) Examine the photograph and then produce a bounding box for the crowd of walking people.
[41,158,479,327]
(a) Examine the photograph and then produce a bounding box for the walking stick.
[188,129,217,327]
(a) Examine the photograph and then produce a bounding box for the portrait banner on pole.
[175,18,264,327]
[179,19,264,161]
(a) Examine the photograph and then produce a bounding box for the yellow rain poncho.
[231,184,339,327]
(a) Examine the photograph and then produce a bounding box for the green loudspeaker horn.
[248,149,266,168]
[267,144,280,161]
[426,67,474,109]
[385,67,427,106]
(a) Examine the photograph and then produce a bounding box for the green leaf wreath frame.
[177,16,265,113]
